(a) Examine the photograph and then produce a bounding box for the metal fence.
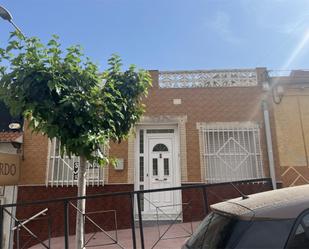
[0,178,272,249]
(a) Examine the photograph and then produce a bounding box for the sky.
[0,0,309,72]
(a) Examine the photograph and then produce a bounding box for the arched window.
[152,143,168,152]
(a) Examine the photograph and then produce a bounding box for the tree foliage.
[0,32,151,164]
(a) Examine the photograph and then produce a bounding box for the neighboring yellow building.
[271,70,309,187]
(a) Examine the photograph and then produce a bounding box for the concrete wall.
[0,144,18,155]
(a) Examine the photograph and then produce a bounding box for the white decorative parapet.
[159,69,258,88]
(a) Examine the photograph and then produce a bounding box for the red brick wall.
[15,184,134,248]
[15,182,272,247]
[181,181,273,222]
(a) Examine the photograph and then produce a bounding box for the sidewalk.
[30,221,200,249]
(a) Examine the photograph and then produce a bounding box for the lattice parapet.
[159,69,258,88]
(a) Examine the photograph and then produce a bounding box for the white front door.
[136,127,181,220]
[148,137,174,210]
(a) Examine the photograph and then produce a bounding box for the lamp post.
[0,5,25,37]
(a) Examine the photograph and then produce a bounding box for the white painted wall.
[0,143,18,154]
[1,186,17,249]
[0,143,18,249]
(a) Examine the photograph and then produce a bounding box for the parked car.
[182,184,309,249]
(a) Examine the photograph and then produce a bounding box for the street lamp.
[0,5,25,37]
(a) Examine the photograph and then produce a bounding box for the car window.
[184,212,251,249]
[184,211,295,249]
[235,219,293,249]
[287,213,309,249]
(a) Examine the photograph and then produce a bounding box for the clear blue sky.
[1,0,309,71]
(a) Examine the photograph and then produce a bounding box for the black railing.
[0,177,272,249]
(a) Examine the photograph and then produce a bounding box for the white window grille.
[47,139,105,187]
[198,122,264,183]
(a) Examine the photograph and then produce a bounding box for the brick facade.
[17,68,274,185]
[139,70,271,183]
[4,67,309,248]
[5,67,289,247]
[108,141,129,184]
[19,123,48,185]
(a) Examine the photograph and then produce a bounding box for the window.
[199,122,264,183]
[146,129,174,134]
[47,138,105,186]
[152,143,168,152]
[138,129,145,211]
[139,156,144,182]
[152,158,158,176]
[185,212,294,249]
[235,219,293,248]
[139,185,144,211]
[287,212,309,249]
[139,129,145,183]
[185,212,249,249]
[139,129,144,153]
[164,158,169,176]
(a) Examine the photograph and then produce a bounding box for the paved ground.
[30,221,200,248]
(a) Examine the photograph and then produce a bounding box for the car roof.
[211,184,309,220]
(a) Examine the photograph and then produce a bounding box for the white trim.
[139,115,187,125]
[127,133,135,184]
[103,141,110,184]
[197,121,259,130]
[181,182,204,184]
[19,183,131,186]
[17,184,48,187]
[45,139,51,185]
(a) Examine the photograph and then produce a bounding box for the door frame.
[134,124,182,219]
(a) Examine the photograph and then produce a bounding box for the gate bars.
[0,178,271,249]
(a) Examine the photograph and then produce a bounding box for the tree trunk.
[76,155,87,249]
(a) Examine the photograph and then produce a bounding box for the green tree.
[0,32,151,248]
